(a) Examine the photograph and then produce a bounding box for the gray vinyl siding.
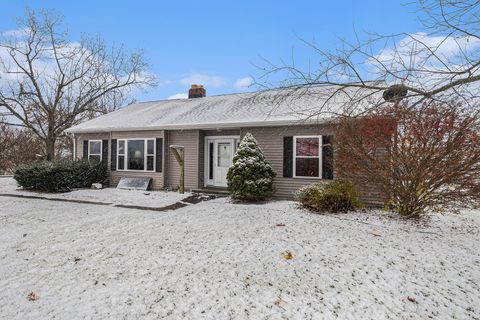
[75,131,165,190]
[243,125,331,199]
[164,129,200,191]
[111,131,164,190]
[244,125,385,204]
[75,133,110,160]
[74,125,384,204]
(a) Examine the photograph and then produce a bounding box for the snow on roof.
[66,84,384,133]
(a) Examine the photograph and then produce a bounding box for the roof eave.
[65,118,332,134]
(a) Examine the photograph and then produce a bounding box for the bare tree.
[256,0,480,215]
[0,9,156,160]
[258,0,480,114]
[0,118,43,174]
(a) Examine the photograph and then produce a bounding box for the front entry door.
[205,138,237,187]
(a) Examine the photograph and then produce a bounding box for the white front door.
[205,137,238,187]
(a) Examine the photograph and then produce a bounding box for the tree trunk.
[45,136,56,161]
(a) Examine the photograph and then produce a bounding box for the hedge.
[14,160,108,193]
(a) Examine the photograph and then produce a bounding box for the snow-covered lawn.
[0,179,479,319]
[0,177,190,208]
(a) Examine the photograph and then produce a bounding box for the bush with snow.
[227,133,276,200]
[295,180,362,213]
[14,160,108,193]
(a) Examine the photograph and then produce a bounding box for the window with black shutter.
[115,139,155,171]
[294,136,321,178]
[86,140,102,162]
[284,135,333,179]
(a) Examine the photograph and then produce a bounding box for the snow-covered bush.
[227,133,276,200]
[295,180,362,213]
[14,160,108,193]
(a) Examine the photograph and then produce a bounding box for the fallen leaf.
[27,292,38,301]
[274,298,288,309]
[283,251,293,260]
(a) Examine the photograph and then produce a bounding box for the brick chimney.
[188,84,206,98]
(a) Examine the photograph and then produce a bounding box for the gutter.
[65,118,333,134]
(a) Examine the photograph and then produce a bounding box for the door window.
[209,142,214,179]
[217,143,231,167]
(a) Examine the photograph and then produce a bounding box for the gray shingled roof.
[66,85,384,133]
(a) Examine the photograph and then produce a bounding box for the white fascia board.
[65,118,332,134]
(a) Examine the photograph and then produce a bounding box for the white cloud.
[179,73,226,88]
[373,32,480,68]
[1,28,29,37]
[363,32,480,105]
[168,93,188,100]
[234,76,253,89]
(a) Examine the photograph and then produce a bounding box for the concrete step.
[191,188,229,196]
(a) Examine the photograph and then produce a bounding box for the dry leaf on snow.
[27,292,38,301]
[283,251,293,260]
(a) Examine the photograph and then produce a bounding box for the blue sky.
[0,0,422,101]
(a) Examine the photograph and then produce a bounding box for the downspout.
[109,131,112,186]
[72,133,76,160]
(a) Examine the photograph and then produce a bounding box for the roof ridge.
[131,81,384,105]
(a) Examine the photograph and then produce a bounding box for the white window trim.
[88,140,103,161]
[293,135,322,179]
[116,138,156,172]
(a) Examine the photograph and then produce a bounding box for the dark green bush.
[14,160,108,193]
[295,180,362,213]
[227,133,276,200]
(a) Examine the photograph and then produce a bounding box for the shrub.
[335,102,480,217]
[227,133,276,200]
[14,160,108,193]
[295,180,362,213]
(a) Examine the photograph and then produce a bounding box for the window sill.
[292,176,322,179]
[116,169,156,173]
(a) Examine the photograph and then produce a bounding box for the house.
[66,84,384,203]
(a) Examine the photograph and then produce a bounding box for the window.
[217,143,231,167]
[117,139,155,171]
[118,140,125,170]
[294,136,321,178]
[146,140,155,171]
[88,140,102,162]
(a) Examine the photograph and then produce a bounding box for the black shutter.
[102,140,108,164]
[111,139,117,171]
[83,140,89,160]
[322,135,334,179]
[283,136,293,178]
[156,138,163,172]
